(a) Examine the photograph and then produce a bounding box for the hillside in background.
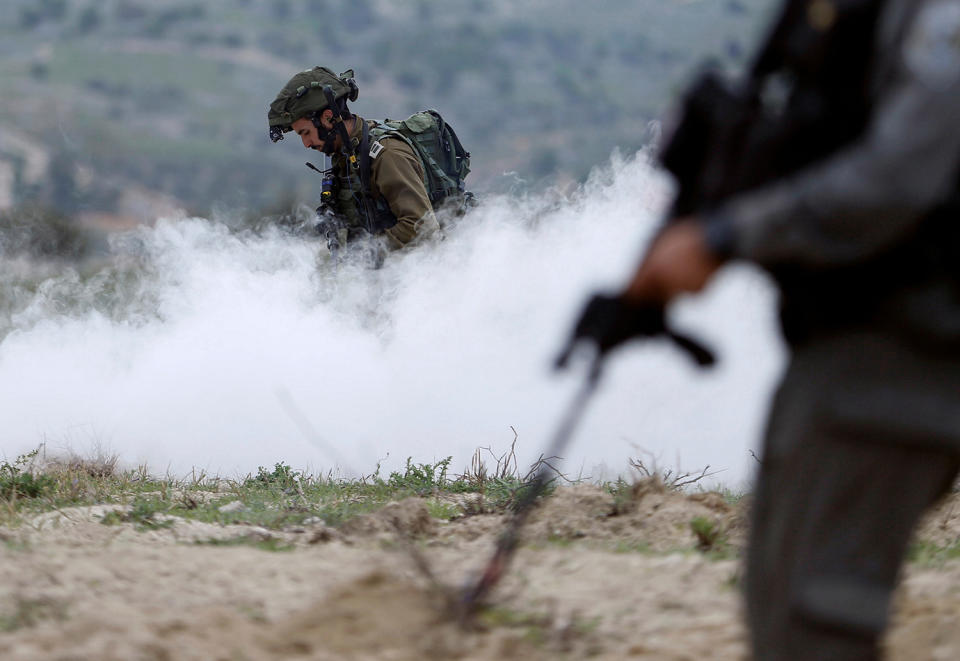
[0,0,774,230]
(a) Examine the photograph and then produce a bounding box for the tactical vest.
[330,146,388,236]
[331,111,471,236]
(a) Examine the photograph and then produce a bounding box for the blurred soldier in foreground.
[569,0,960,657]
[267,67,470,261]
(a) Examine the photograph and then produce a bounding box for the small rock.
[218,500,247,513]
[246,527,274,542]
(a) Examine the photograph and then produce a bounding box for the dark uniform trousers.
[746,329,960,660]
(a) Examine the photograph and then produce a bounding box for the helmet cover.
[268,67,357,142]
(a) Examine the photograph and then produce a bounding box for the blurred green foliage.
[0,450,55,500]
[0,0,774,227]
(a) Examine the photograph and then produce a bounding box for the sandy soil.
[1,484,959,660]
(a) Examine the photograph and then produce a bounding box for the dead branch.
[628,452,721,491]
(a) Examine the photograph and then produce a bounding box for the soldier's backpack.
[368,109,472,208]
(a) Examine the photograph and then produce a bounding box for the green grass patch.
[689,517,737,560]
[0,449,554,535]
[0,450,56,500]
[100,497,174,531]
[1,446,737,562]
[544,533,577,549]
[713,486,749,506]
[612,540,653,554]
[426,500,461,521]
[908,540,960,567]
[386,457,454,494]
[690,516,724,550]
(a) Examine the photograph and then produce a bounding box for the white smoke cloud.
[0,152,784,487]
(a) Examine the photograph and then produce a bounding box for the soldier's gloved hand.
[555,293,716,370]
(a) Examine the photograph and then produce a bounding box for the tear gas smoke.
[0,152,784,487]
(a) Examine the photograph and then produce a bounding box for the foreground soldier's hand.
[624,218,723,304]
[555,217,721,370]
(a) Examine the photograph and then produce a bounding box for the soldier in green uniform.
[268,66,441,253]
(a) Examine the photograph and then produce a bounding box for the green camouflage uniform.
[331,116,440,250]
[267,67,442,253]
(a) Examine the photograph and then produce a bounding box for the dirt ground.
[2,483,960,660]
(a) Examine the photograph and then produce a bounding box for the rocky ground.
[1,482,959,660]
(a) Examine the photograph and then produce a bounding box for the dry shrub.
[627,454,720,491]
[44,448,119,479]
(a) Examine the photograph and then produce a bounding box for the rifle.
[306,161,343,260]
[457,298,714,619]
[320,84,383,239]
[457,6,779,625]
[459,0,883,621]
[661,0,879,218]
[659,70,764,218]
[555,0,878,357]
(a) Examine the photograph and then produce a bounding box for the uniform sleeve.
[370,138,440,250]
[712,0,960,269]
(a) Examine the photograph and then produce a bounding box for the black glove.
[556,293,716,370]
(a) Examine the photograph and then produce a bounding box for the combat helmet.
[268,66,359,143]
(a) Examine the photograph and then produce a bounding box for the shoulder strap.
[356,121,381,234]
[366,124,431,185]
